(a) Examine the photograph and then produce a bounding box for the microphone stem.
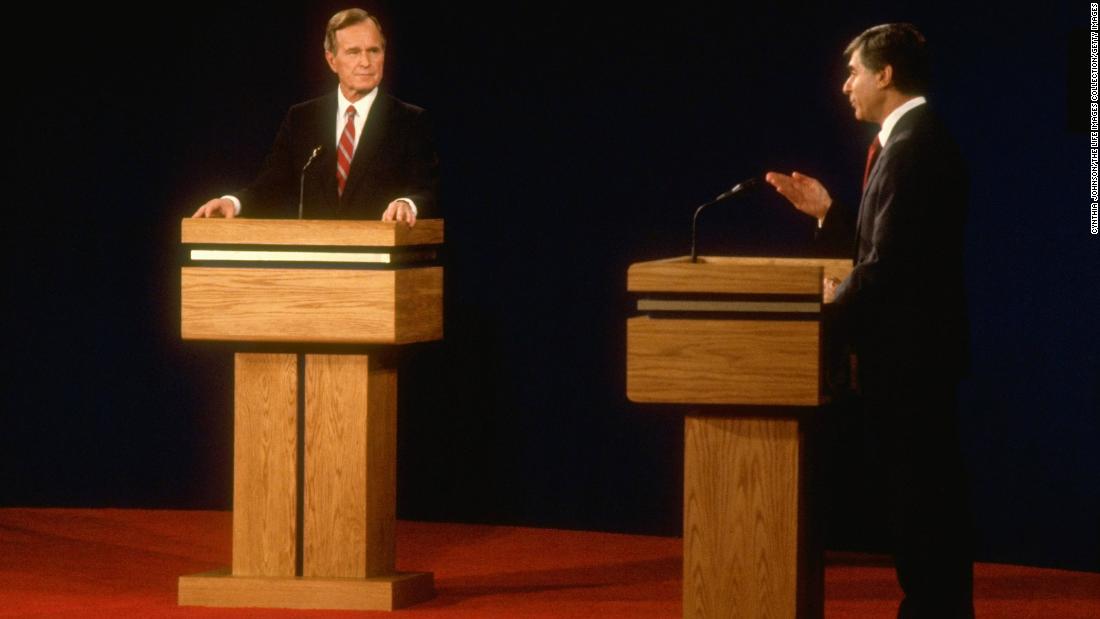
[688,178,759,262]
[298,171,307,220]
[690,198,721,263]
[298,147,322,219]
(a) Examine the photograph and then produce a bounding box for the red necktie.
[336,106,356,196]
[862,136,881,191]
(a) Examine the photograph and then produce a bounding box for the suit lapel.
[305,93,340,212]
[853,106,927,260]
[854,134,880,259]
[342,91,390,204]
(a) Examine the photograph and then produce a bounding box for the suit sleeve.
[398,109,440,217]
[236,111,298,218]
[814,200,855,257]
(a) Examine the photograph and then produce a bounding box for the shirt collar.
[878,96,926,145]
[337,87,378,121]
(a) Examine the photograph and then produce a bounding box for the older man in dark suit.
[766,24,974,619]
[193,8,438,224]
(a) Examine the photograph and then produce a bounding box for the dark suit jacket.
[823,104,969,384]
[238,90,439,220]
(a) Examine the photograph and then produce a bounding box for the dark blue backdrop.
[3,1,1096,572]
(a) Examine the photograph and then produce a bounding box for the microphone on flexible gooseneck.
[689,176,762,262]
[298,145,324,219]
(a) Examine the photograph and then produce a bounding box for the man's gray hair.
[324,8,385,53]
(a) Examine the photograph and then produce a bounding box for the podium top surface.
[181,218,444,247]
[628,256,852,296]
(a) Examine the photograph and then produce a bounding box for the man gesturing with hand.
[767,24,974,619]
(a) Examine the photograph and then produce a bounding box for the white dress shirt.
[877,96,927,146]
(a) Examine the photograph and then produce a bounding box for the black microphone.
[690,177,761,263]
[298,145,324,219]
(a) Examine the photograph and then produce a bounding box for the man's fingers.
[771,182,802,203]
[381,201,415,226]
[393,205,415,226]
[790,172,815,188]
[193,199,235,218]
[791,172,822,193]
[764,172,797,199]
[764,171,791,189]
[768,171,830,219]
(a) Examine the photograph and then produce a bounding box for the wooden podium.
[626,256,852,619]
[177,218,443,611]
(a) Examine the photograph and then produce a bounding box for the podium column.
[232,353,298,578]
[683,415,806,619]
[304,353,397,578]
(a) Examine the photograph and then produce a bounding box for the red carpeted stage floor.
[0,509,1096,618]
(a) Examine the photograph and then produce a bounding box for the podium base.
[178,569,434,611]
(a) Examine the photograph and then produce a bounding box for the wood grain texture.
[181,266,442,344]
[683,416,801,619]
[303,354,397,578]
[626,317,820,405]
[395,268,444,342]
[628,257,853,296]
[181,218,444,247]
[178,569,433,611]
[232,353,298,577]
[629,258,814,295]
[693,256,854,287]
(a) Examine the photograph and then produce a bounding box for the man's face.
[842,48,887,124]
[326,20,386,100]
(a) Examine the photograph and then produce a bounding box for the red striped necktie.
[862,136,881,191]
[337,105,357,196]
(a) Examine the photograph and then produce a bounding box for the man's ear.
[876,64,894,90]
[325,50,337,73]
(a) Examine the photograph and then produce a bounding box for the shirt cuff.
[395,198,418,216]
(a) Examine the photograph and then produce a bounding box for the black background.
[3,1,1097,572]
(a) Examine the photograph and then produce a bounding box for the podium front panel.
[626,316,820,406]
[181,266,442,344]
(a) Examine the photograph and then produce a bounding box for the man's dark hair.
[845,23,930,95]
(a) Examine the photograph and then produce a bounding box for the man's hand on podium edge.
[192,198,237,218]
[382,199,417,227]
[764,171,833,220]
[823,277,840,304]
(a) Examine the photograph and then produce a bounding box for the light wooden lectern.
[626,256,852,619]
[177,218,443,611]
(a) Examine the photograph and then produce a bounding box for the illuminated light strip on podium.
[191,249,394,263]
